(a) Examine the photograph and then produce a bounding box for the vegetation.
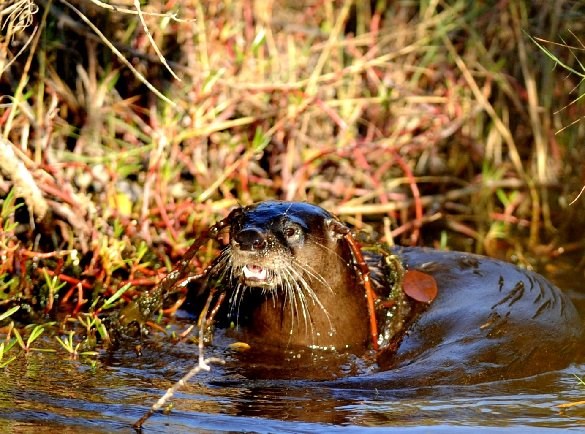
[0,0,584,361]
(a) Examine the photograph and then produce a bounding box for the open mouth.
[242,264,269,284]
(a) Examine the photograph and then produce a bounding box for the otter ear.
[325,218,350,241]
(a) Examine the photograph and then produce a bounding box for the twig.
[132,356,224,430]
[0,0,38,34]
[2,0,47,137]
[132,289,224,430]
[442,34,526,179]
[132,0,181,81]
[305,0,353,95]
[58,0,177,107]
[569,185,585,205]
[0,137,48,220]
[41,1,184,68]
[0,25,38,75]
[85,0,189,22]
[335,178,541,216]
[390,149,422,245]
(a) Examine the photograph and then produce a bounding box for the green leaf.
[0,356,17,368]
[12,328,25,350]
[251,27,266,56]
[26,325,44,347]
[55,332,75,353]
[101,283,132,310]
[527,33,585,79]
[0,306,19,322]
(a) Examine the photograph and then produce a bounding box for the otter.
[116,200,580,386]
[191,201,583,385]
[206,201,371,352]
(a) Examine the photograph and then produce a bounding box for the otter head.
[227,201,348,288]
[213,201,370,352]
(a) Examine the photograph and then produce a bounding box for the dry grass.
[0,0,584,326]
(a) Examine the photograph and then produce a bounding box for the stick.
[132,290,225,430]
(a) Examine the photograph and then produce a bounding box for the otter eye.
[282,221,304,241]
[284,227,297,238]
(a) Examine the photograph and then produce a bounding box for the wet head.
[210,201,370,352]
[228,202,342,287]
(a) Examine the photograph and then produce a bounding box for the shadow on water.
[1,262,584,433]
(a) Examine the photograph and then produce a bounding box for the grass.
[0,0,584,357]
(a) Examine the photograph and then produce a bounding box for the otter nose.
[233,228,267,251]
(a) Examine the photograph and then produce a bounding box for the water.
[1,265,584,433]
[0,319,583,433]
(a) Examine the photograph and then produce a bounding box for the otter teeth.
[242,264,267,280]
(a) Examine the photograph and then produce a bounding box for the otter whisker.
[207,247,231,278]
[267,269,279,308]
[226,253,257,328]
[227,280,241,318]
[285,262,334,334]
[282,272,298,335]
[289,255,336,295]
[294,279,334,340]
[289,268,310,338]
[282,266,312,338]
[282,275,300,341]
[263,284,277,309]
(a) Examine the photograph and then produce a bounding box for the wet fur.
[193,201,583,385]
[207,202,369,351]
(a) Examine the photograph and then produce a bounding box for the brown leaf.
[403,269,438,303]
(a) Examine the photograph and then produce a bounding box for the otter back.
[370,247,584,386]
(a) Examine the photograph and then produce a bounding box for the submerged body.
[201,201,583,385]
[375,246,583,386]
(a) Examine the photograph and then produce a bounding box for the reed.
[0,0,583,352]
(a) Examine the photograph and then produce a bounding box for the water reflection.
[0,329,583,432]
[0,262,583,432]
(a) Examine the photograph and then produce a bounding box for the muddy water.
[1,269,584,433]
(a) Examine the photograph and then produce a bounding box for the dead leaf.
[403,269,438,303]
